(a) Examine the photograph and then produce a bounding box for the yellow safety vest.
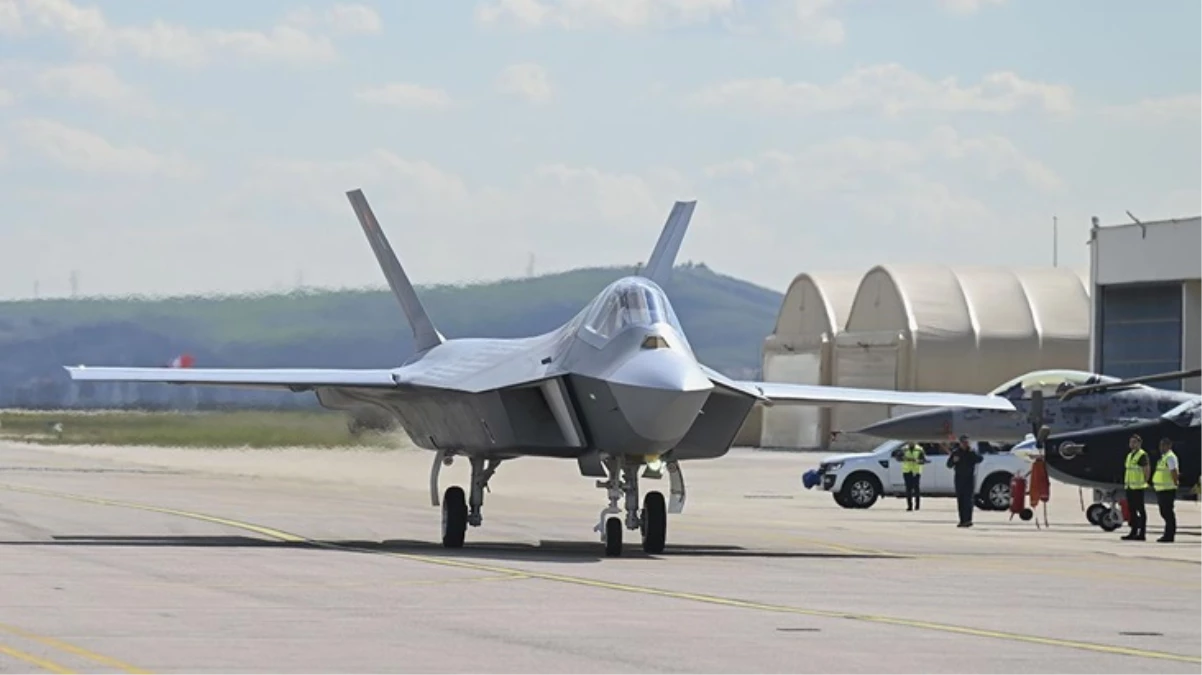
[902,445,923,475]
[1152,451,1178,492]
[1124,448,1148,490]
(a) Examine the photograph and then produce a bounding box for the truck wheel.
[839,473,880,509]
[833,493,853,509]
[979,473,1012,511]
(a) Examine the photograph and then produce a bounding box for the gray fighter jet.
[64,189,1015,557]
[858,368,1199,445]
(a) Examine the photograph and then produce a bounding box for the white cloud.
[0,0,23,34]
[6,0,338,66]
[939,0,1006,13]
[706,126,1062,193]
[474,0,741,30]
[35,63,154,115]
[689,63,1074,116]
[12,118,199,178]
[494,63,552,104]
[225,149,693,283]
[1101,94,1201,124]
[784,0,844,45]
[283,3,382,35]
[355,83,453,110]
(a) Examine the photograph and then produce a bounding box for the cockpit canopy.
[989,370,1120,399]
[580,277,689,347]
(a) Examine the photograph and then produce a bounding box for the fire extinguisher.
[1120,498,1131,523]
[1010,473,1032,521]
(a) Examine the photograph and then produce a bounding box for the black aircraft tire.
[441,486,467,548]
[1086,503,1107,526]
[641,491,667,554]
[604,517,623,557]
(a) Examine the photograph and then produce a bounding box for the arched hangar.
[760,271,863,448]
[758,264,1091,450]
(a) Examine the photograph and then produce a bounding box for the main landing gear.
[432,451,502,549]
[429,450,686,556]
[1084,488,1124,532]
[593,454,686,557]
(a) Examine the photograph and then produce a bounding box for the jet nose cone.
[608,349,713,394]
[858,408,954,441]
[607,350,713,446]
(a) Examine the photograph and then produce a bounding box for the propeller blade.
[1059,368,1202,401]
[1029,389,1045,437]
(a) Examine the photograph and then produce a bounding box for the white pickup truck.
[806,439,1031,511]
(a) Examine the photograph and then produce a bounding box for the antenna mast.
[1052,215,1058,267]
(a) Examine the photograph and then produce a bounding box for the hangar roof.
[845,264,1089,343]
[771,271,863,340]
[843,264,1091,391]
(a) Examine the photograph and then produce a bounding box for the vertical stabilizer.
[640,200,696,285]
[346,189,444,353]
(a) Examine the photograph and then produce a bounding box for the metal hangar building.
[1089,215,1201,394]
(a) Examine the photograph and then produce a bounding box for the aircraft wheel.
[604,516,623,557]
[441,486,467,548]
[1098,508,1122,532]
[1086,503,1107,526]
[641,491,667,554]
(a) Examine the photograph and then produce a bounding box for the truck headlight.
[823,462,842,471]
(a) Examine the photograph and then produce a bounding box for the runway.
[0,440,1198,673]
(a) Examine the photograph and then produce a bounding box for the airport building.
[757,264,1091,450]
[1089,215,1201,394]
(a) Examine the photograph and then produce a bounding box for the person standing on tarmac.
[1122,434,1151,541]
[947,435,981,528]
[1152,437,1180,543]
[899,442,927,511]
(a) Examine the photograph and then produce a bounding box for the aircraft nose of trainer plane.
[857,407,954,441]
[607,349,713,445]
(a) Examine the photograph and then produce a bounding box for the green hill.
[0,263,782,409]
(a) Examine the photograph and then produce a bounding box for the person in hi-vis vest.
[1122,434,1151,541]
[1152,437,1180,543]
[899,442,927,511]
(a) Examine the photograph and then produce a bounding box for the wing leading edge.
[739,380,1016,412]
[63,366,399,390]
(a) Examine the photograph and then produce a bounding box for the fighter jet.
[64,189,1015,557]
[857,368,1199,445]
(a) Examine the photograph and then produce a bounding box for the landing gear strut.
[594,454,678,557]
[432,451,503,549]
[1086,488,1124,532]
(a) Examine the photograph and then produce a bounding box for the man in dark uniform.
[947,434,982,527]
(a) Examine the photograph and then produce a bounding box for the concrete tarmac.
[0,440,1198,673]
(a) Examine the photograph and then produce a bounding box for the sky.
[0,0,1198,300]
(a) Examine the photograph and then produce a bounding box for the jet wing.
[737,381,1016,411]
[63,366,400,391]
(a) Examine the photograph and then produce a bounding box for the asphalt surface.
[0,440,1198,673]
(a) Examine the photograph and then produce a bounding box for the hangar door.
[1098,283,1182,387]
[833,334,900,441]
[761,350,822,448]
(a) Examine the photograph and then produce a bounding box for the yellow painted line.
[3,482,1199,666]
[0,622,147,675]
[0,643,75,674]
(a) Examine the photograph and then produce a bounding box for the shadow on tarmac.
[0,534,911,564]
